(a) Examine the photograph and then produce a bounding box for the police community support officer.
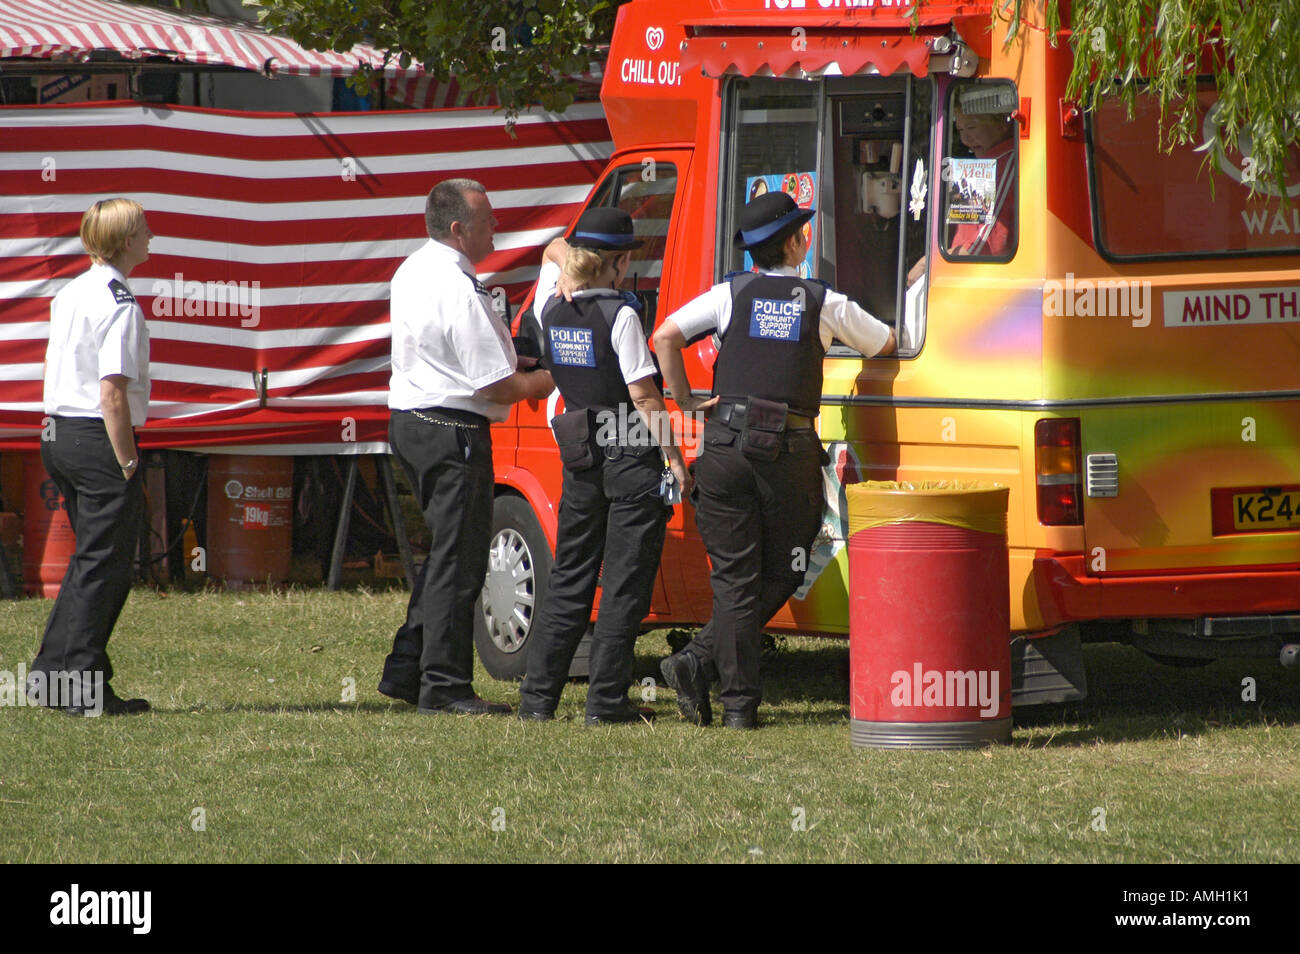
[653,191,896,729]
[379,178,554,716]
[29,198,154,716]
[518,208,690,724]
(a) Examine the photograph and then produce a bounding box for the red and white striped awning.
[0,0,403,77]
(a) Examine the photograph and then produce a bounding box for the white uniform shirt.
[43,263,151,426]
[388,239,517,422]
[535,262,657,384]
[668,265,893,357]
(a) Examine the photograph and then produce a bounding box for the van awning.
[0,0,403,77]
[679,25,955,79]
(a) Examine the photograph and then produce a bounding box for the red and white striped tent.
[0,101,613,454]
[0,0,398,76]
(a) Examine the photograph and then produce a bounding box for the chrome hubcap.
[480,528,536,654]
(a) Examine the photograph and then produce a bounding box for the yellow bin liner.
[846,481,1009,537]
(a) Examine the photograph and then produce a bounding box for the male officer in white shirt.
[653,191,895,728]
[379,178,554,715]
[30,198,153,716]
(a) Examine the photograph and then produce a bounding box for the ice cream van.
[476,0,1300,700]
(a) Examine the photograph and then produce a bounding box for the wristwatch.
[120,458,137,473]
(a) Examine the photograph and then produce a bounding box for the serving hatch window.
[722,74,933,357]
[1088,82,1300,260]
[940,80,1019,262]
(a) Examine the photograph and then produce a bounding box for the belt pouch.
[741,397,788,462]
[551,408,597,471]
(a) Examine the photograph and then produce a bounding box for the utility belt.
[550,406,659,472]
[711,396,816,463]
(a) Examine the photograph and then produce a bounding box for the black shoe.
[26,676,147,717]
[660,652,712,726]
[377,679,418,705]
[517,707,554,722]
[585,703,655,725]
[418,697,512,716]
[69,687,150,718]
[722,708,758,730]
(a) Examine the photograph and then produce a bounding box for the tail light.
[1035,418,1083,525]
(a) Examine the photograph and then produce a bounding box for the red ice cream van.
[474,0,1300,702]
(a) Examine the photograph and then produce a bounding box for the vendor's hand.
[554,272,580,302]
[516,354,540,370]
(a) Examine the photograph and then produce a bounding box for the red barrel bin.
[846,481,1012,749]
[206,455,293,589]
[22,452,76,598]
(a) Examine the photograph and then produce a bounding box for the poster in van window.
[743,172,817,278]
[945,158,997,227]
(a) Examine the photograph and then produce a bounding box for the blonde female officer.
[29,198,153,716]
[518,207,689,724]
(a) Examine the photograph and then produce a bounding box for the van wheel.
[475,495,550,681]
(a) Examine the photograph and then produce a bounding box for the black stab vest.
[711,272,827,418]
[540,292,637,414]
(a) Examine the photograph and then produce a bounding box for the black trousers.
[381,409,494,708]
[683,421,824,713]
[519,449,669,717]
[31,416,143,688]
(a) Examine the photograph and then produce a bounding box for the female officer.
[28,198,153,716]
[654,191,896,729]
[518,207,690,724]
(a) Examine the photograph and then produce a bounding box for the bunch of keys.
[659,466,682,505]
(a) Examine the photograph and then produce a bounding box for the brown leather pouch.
[551,408,597,471]
[741,397,788,462]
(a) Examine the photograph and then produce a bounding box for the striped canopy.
[0,0,401,77]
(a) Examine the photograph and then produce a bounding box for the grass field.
[2,587,1298,864]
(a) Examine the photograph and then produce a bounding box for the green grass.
[2,587,1298,863]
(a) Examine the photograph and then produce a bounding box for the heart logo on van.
[645,27,664,51]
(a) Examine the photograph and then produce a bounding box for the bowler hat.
[733,191,815,250]
[569,207,643,250]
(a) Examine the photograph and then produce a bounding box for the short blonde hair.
[80,198,145,264]
[562,247,625,288]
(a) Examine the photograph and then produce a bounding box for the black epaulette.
[108,278,135,305]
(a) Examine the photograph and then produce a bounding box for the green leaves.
[248,0,626,116]
[1020,0,1300,200]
